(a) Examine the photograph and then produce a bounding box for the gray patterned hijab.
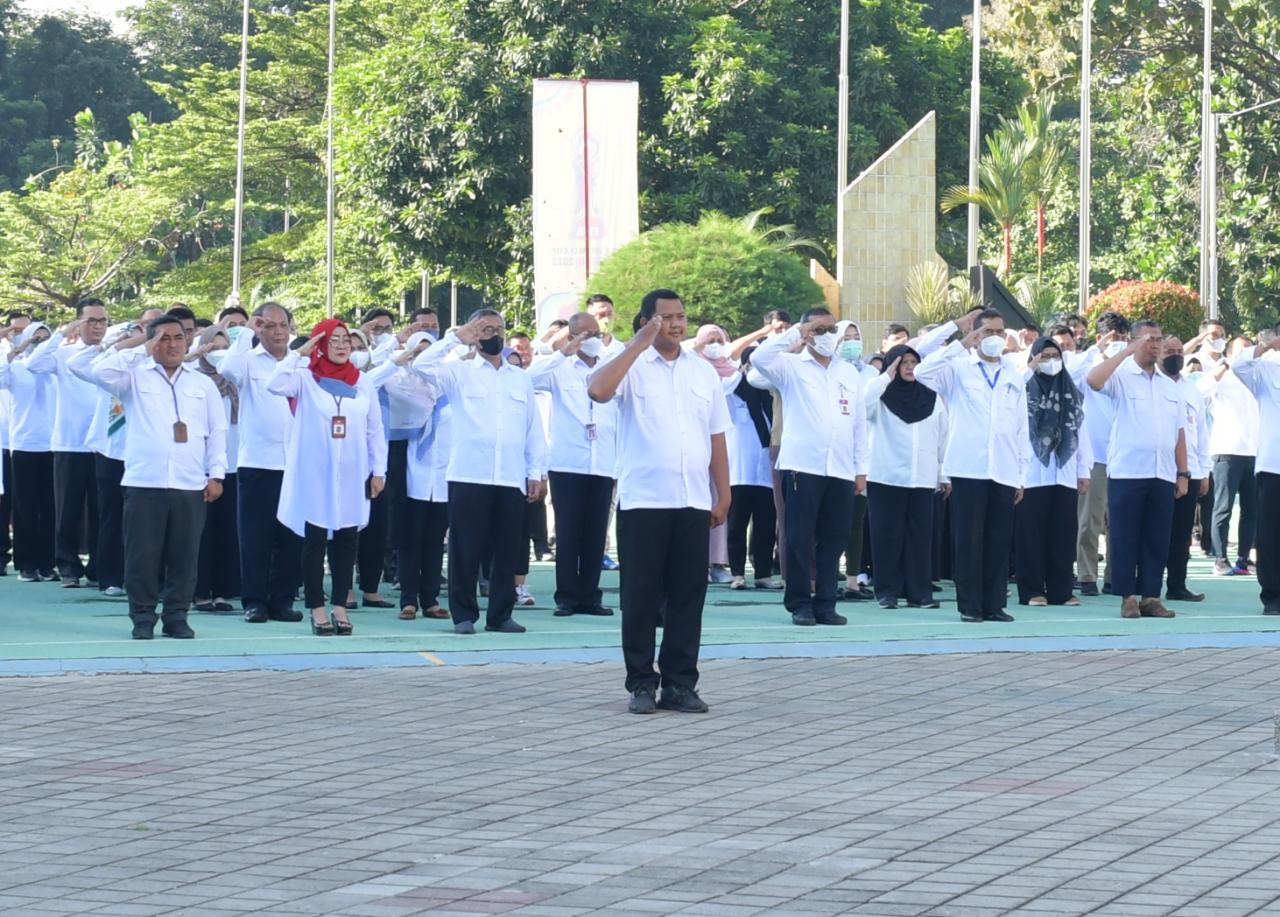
[1026,337,1083,467]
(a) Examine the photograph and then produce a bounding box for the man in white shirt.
[915,308,1031,623]
[26,299,110,587]
[1160,336,1212,603]
[1198,335,1260,576]
[1228,332,1280,614]
[529,312,618,617]
[586,294,626,360]
[217,302,304,625]
[1087,319,1189,619]
[413,308,547,635]
[91,315,227,640]
[751,307,869,627]
[588,289,730,715]
[2,321,57,581]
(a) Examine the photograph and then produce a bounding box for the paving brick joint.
[3,648,1280,915]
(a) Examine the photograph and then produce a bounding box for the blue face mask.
[838,339,863,362]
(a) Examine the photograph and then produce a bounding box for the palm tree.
[1007,94,1065,281]
[941,128,1034,277]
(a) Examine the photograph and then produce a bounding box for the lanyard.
[154,366,184,422]
[979,362,1001,390]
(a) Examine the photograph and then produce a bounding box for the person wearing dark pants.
[1087,319,1190,620]
[1200,337,1260,575]
[588,289,731,714]
[751,307,869,627]
[53,452,98,583]
[10,449,55,580]
[914,309,1031,623]
[1229,334,1280,615]
[196,472,240,608]
[1210,453,1257,574]
[726,484,776,588]
[237,467,302,620]
[412,308,548,635]
[1162,336,1213,603]
[94,455,125,594]
[1167,480,1205,601]
[356,485,391,602]
[1015,485,1079,605]
[868,483,935,607]
[124,487,207,633]
[301,523,357,614]
[548,471,615,614]
[0,449,13,571]
[400,499,449,617]
[721,351,778,591]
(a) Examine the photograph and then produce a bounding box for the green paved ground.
[0,553,1275,661]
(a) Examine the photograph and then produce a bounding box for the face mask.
[478,335,504,356]
[1210,337,1227,353]
[702,342,727,360]
[534,339,554,355]
[1037,357,1062,376]
[1105,341,1127,358]
[423,330,438,342]
[597,317,612,334]
[1161,354,1185,376]
[838,340,864,362]
[349,351,371,370]
[810,331,839,357]
[226,326,245,344]
[579,336,604,358]
[979,335,1005,358]
[205,350,227,369]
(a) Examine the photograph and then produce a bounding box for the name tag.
[839,398,850,416]
[586,423,597,441]
[173,421,188,443]
[331,415,347,439]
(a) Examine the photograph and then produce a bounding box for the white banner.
[532,79,639,333]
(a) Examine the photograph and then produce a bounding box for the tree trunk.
[1002,223,1013,277]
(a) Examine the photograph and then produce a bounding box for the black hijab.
[734,345,773,447]
[1026,336,1084,467]
[879,344,936,424]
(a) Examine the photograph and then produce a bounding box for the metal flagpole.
[966,0,982,268]
[836,0,849,288]
[1199,0,1212,311]
[450,280,458,328]
[1079,0,1092,314]
[420,270,429,316]
[231,0,251,298]
[324,0,337,318]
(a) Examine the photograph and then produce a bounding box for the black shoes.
[1166,589,1205,603]
[310,613,335,636]
[131,623,154,640]
[454,621,476,635]
[628,686,657,714]
[245,607,269,624]
[960,613,983,623]
[814,611,848,626]
[907,600,941,609]
[791,610,816,626]
[485,619,526,633]
[657,686,709,713]
[1265,605,1280,616]
[269,609,304,622]
[879,598,899,609]
[1079,582,1100,597]
[162,621,196,639]
[582,604,614,616]
[362,597,394,608]
[984,611,1015,622]
[553,604,576,617]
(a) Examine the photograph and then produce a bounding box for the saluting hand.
[885,356,902,380]
[295,332,327,357]
[560,331,592,358]
[955,308,983,334]
[633,314,665,350]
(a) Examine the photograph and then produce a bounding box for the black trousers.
[197,472,240,599]
[237,467,302,614]
[1196,475,1215,556]
[1256,472,1280,612]
[53,451,98,580]
[726,484,776,580]
[1211,454,1257,563]
[11,449,55,574]
[382,438,409,582]
[867,482,934,604]
[122,487,206,626]
[949,477,1016,617]
[846,493,869,577]
[618,507,709,693]
[399,498,449,610]
[1108,477,1175,598]
[1166,479,1202,594]
[302,523,357,610]
[447,482,525,626]
[782,471,854,617]
[0,449,11,566]
[548,471,614,611]
[94,455,125,591]
[1015,484,1077,604]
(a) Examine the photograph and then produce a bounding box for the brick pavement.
[2,649,1280,916]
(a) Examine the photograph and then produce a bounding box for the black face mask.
[1161,354,1184,376]
[478,335,504,356]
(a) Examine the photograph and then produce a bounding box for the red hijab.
[307,319,361,387]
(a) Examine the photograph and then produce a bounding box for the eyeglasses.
[82,317,108,326]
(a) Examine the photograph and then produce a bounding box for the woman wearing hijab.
[835,321,877,600]
[862,344,948,609]
[723,345,780,590]
[694,324,736,585]
[1018,336,1090,606]
[269,319,387,635]
[191,326,241,612]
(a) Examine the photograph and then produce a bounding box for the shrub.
[1085,280,1203,341]
[585,211,824,338]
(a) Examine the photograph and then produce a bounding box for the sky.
[18,0,134,28]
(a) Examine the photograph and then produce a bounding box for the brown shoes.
[1139,597,1176,618]
[1121,596,1141,618]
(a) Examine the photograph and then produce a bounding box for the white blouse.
[862,371,948,489]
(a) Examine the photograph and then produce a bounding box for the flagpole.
[835,0,849,288]
[324,0,336,318]
[1078,0,1092,314]
[231,0,251,297]
[1198,0,1212,314]
[966,0,982,268]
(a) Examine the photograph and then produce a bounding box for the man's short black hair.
[638,289,681,320]
[1047,323,1072,339]
[586,293,614,307]
[5,310,30,323]
[509,331,531,342]
[195,318,213,329]
[884,323,909,338]
[466,307,503,324]
[1064,313,1087,327]
[166,305,196,323]
[75,299,105,317]
[410,308,437,322]
[800,306,832,324]
[548,318,569,330]
[146,315,183,340]
[218,305,249,323]
[363,307,395,325]
[1095,310,1131,335]
[973,308,1003,331]
[1132,318,1161,337]
[254,301,293,323]
[1199,317,1227,333]
[764,308,791,325]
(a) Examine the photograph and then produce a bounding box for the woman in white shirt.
[694,324,736,585]
[723,346,780,590]
[862,344,947,608]
[1016,336,1090,607]
[269,319,387,635]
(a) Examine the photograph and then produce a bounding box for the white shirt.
[1167,373,1211,480]
[216,331,294,471]
[407,400,451,503]
[528,351,618,478]
[862,371,948,488]
[723,372,774,488]
[1,356,56,452]
[610,345,730,511]
[1097,357,1186,482]
[1198,364,1260,456]
[90,349,227,490]
[413,332,547,490]
[267,352,388,536]
[1228,349,1280,475]
[750,326,869,482]
[67,345,127,461]
[25,333,98,452]
[914,342,1030,489]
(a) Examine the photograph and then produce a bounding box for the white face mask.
[1105,341,1127,358]
[578,336,604,358]
[1038,357,1063,376]
[205,349,227,369]
[702,342,727,360]
[810,331,839,357]
[1209,336,1227,353]
[349,351,371,370]
[979,335,1005,358]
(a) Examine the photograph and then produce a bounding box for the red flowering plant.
[1085,280,1203,341]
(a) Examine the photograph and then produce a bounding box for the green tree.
[941,128,1035,276]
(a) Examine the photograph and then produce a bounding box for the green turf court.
[0,553,1276,665]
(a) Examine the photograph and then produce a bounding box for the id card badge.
[331,415,347,439]
[586,423,597,441]
[173,421,188,443]
[839,398,850,416]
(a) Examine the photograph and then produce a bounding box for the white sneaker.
[103,586,125,597]
[515,584,536,606]
[709,567,733,584]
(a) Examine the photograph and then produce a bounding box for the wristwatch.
[1177,471,1191,479]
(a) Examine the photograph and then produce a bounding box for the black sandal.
[310,611,334,636]
[332,610,354,636]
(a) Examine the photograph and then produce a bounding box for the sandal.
[331,608,354,636]
[423,605,450,619]
[399,606,418,621]
[310,609,334,636]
